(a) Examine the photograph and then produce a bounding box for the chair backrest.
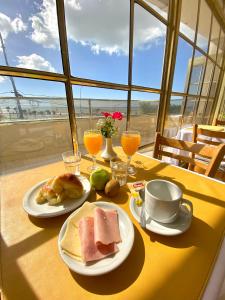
[215,119,225,126]
[153,132,225,178]
[192,124,225,146]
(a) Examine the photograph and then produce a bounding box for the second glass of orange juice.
[84,129,103,171]
[121,130,141,175]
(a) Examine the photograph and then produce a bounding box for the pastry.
[36,174,84,205]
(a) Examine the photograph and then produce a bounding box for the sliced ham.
[94,207,121,245]
[79,217,118,263]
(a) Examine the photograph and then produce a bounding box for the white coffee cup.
[145,179,193,223]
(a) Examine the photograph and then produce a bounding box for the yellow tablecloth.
[1,149,225,300]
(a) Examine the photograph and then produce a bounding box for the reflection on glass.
[132,4,166,88]
[172,37,193,92]
[72,85,127,150]
[203,99,214,123]
[0,0,62,73]
[164,96,182,137]
[196,0,211,52]
[179,0,198,41]
[209,66,220,98]
[65,0,129,84]
[201,61,213,96]
[196,98,207,124]
[143,0,169,20]
[0,77,71,172]
[183,97,198,126]
[130,92,160,145]
[209,17,220,60]
[188,52,206,95]
[217,31,225,67]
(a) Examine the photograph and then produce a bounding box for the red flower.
[112,111,123,120]
[101,112,112,118]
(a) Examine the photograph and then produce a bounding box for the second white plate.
[58,201,134,276]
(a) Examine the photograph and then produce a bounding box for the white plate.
[58,201,134,276]
[130,197,192,236]
[23,176,91,218]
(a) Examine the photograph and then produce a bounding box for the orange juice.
[121,133,141,156]
[84,131,103,155]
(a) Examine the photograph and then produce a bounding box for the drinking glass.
[83,129,103,171]
[62,150,81,176]
[110,160,128,186]
[121,130,141,175]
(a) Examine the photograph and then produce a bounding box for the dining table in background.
[1,148,225,300]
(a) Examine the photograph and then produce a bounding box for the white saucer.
[129,197,192,236]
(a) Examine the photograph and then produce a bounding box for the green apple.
[90,169,110,191]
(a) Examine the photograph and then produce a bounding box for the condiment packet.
[127,181,146,206]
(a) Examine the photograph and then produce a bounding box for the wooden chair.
[192,124,225,180]
[215,119,225,126]
[153,132,225,178]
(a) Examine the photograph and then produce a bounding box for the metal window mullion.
[0,65,67,82]
[194,10,213,123]
[126,0,135,130]
[180,0,201,125]
[156,0,181,134]
[56,0,78,152]
[135,0,168,26]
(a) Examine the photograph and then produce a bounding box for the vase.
[101,137,117,161]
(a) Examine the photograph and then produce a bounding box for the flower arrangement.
[96,111,123,138]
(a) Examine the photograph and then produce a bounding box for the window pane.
[130,91,160,145]
[209,66,220,98]
[201,61,213,96]
[179,0,198,41]
[196,98,207,123]
[72,86,127,151]
[65,0,129,84]
[217,30,225,67]
[209,17,220,60]
[0,0,63,73]
[0,77,71,172]
[202,98,214,123]
[196,0,211,52]
[183,97,198,126]
[143,0,168,20]
[164,96,182,137]
[188,52,206,95]
[172,37,193,92]
[132,4,166,88]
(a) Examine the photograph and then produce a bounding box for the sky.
[0,0,216,101]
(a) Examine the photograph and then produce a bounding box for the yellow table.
[1,150,225,300]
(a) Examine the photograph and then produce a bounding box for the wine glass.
[83,129,103,172]
[121,130,141,175]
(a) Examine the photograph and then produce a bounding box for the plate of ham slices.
[58,201,134,276]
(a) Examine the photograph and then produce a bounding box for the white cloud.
[16,53,56,72]
[29,0,166,55]
[0,12,27,39]
[0,76,5,83]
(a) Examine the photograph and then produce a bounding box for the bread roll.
[36,174,84,205]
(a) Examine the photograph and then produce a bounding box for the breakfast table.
[1,148,225,300]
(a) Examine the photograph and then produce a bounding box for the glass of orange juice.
[83,129,103,171]
[121,130,141,175]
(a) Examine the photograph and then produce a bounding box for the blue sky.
[0,0,202,100]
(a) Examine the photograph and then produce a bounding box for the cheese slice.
[60,202,97,261]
